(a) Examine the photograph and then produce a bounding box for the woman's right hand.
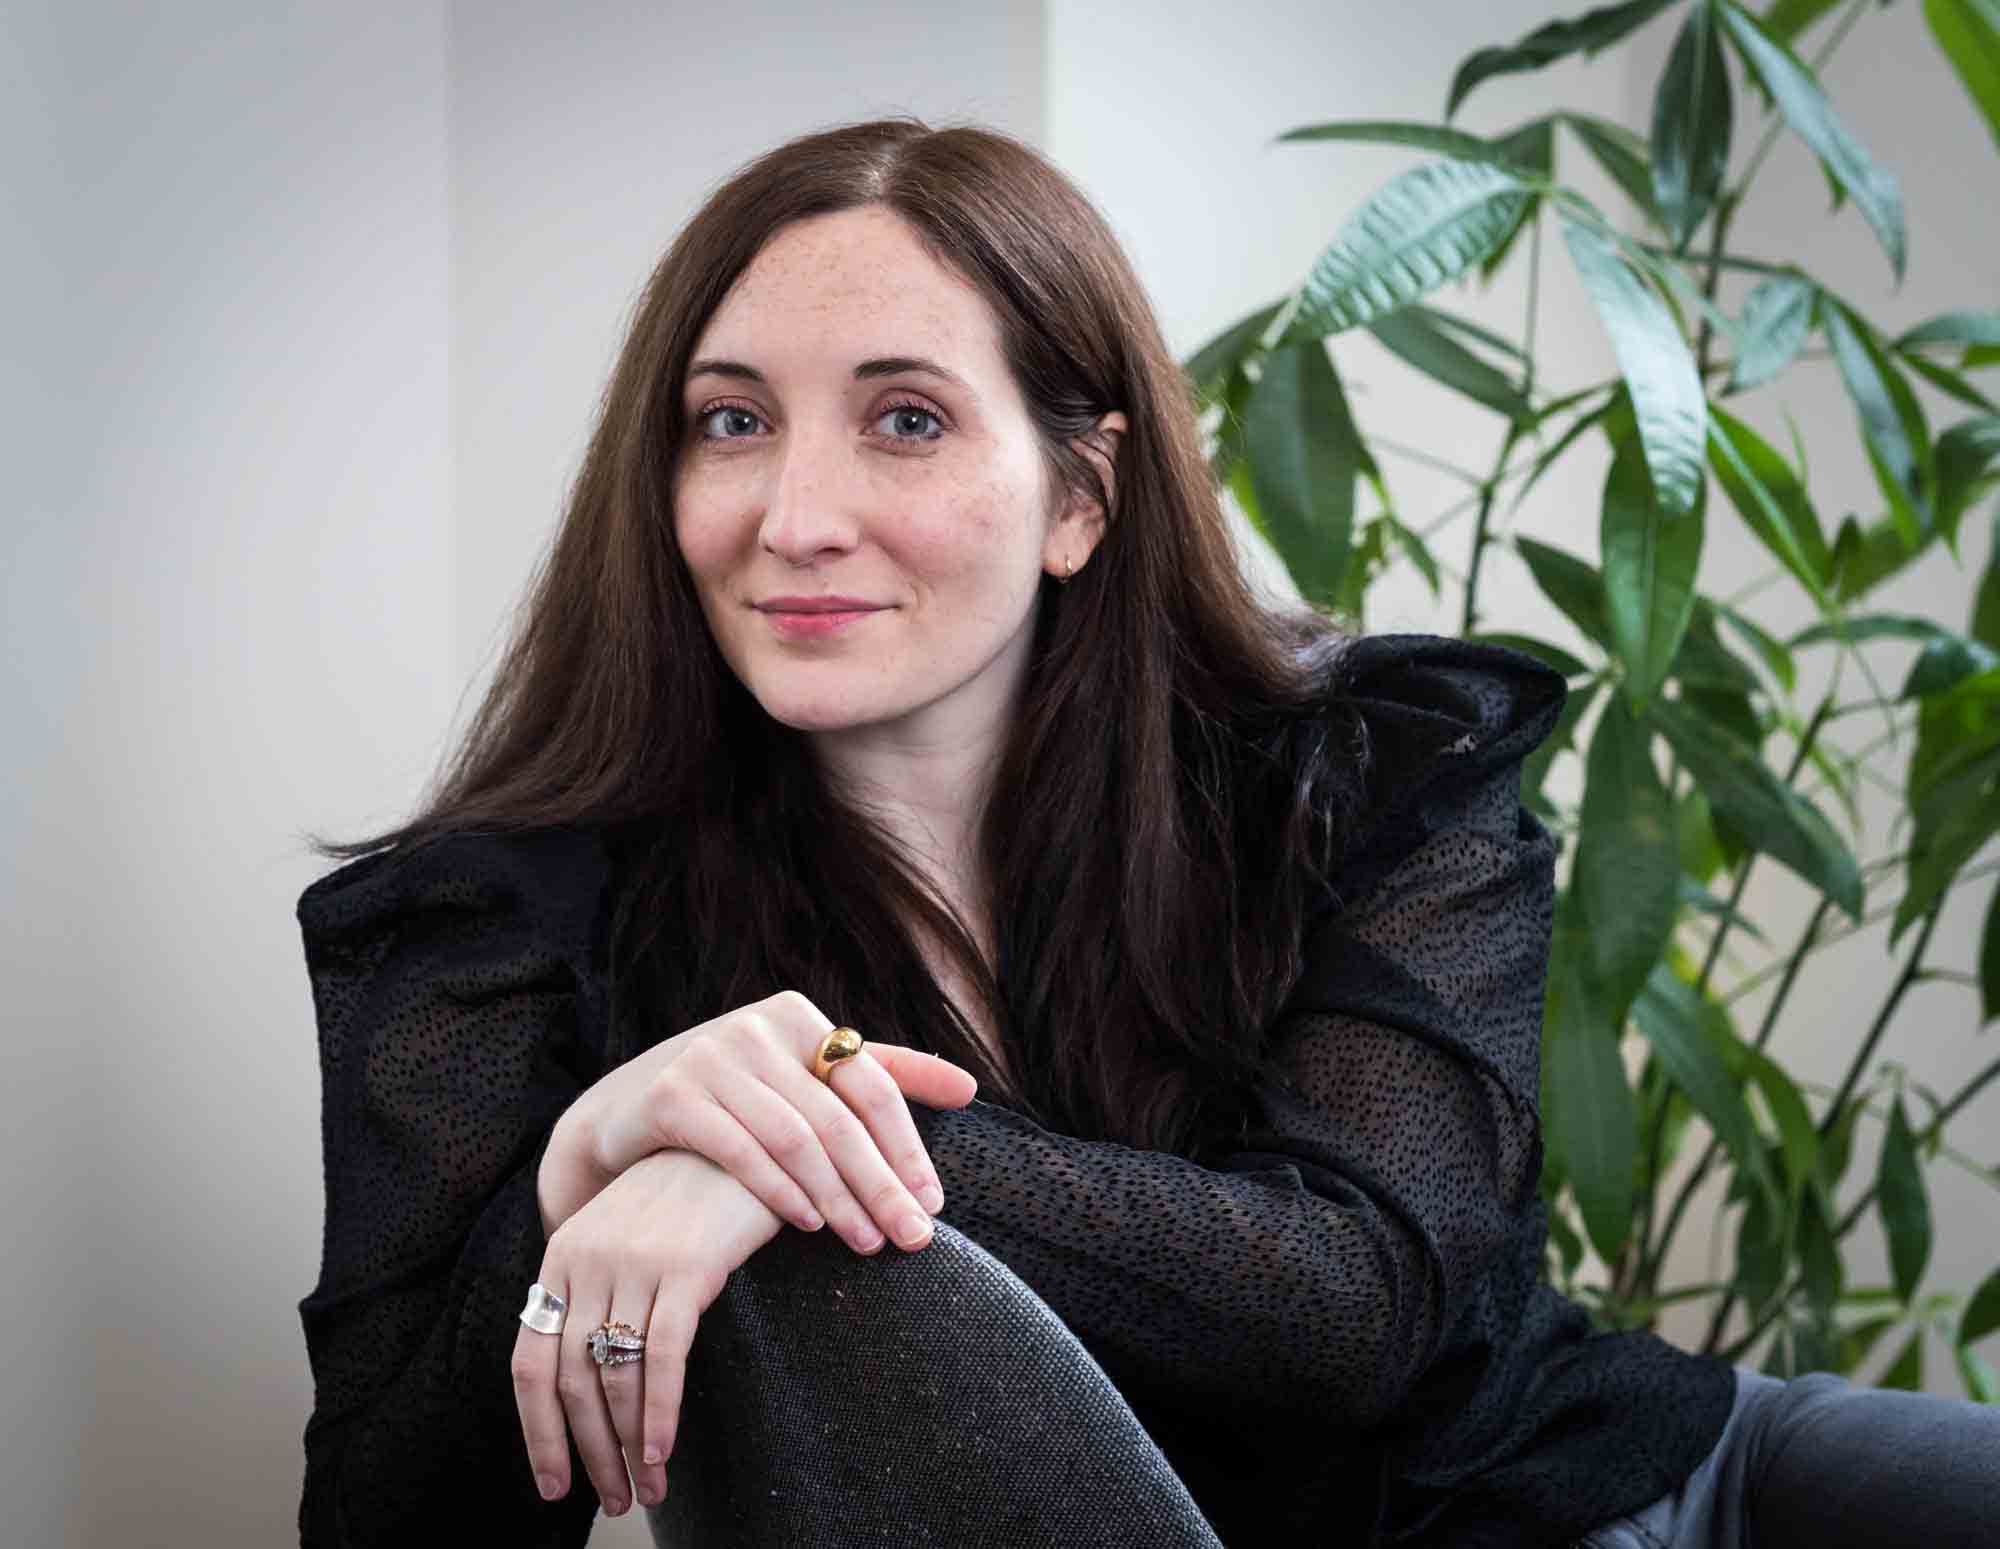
[514,1145,786,1517]
[547,990,978,1257]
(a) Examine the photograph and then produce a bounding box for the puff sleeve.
[908,635,1568,1433]
[294,826,612,1546]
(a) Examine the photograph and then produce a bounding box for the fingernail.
[919,1180,944,1213]
[636,1482,660,1506]
[537,1474,561,1500]
[643,1445,662,1465]
[893,1211,932,1248]
[857,1225,885,1252]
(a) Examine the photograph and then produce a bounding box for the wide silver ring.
[589,1320,646,1368]
[518,1281,567,1336]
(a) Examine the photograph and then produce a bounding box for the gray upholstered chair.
[645,1219,1224,1548]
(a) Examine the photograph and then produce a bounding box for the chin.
[748,684,893,734]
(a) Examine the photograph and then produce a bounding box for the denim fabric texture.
[1575,1361,2000,1549]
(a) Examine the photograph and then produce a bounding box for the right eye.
[695,404,766,441]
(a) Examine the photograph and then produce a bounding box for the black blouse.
[294,632,1738,1547]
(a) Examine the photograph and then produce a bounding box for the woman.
[295,118,2000,1547]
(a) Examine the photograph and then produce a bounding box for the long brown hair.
[308,116,1371,1155]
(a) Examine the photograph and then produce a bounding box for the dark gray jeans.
[1576,1362,2000,1548]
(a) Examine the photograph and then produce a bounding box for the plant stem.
[1720,858,2000,1004]
[1632,692,1837,1298]
[1700,900,1942,1355]
[1458,207,1547,635]
[1647,893,1837,1289]
[1817,903,1945,1141]
[1716,1049,2000,1364]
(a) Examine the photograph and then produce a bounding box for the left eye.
[876,403,943,439]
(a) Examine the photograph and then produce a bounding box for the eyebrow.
[684,355,973,394]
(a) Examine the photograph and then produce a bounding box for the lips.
[754,597,888,638]
[754,596,887,615]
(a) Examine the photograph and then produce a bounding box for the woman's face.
[673,204,1121,745]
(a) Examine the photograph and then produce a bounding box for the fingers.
[749,1058,941,1253]
[640,1280,700,1489]
[708,1074,900,1254]
[665,1091,829,1236]
[598,1284,669,1509]
[758,996,951,1231]
[557,1286,633,1516]
[511,1301,571,1505]
[869,1043,980,1108]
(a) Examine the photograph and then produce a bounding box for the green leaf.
[1739,1046,1820,1202]
[1385,513,1443,600]
[1677,874,1769,941]
[1278,159,1532,342]
[1899,350,1998,415]
[1954,1341,2000,1403]
[1274,119,1552,175]
[1924,0,2000,158]
[1516,535,1615,648]
[1413,301,1531,364]
[1762,0,1848,49]
[1936,417,2000,553]
[1727,273,1816,394]
[1184,301,1284,406]
[1894,309,2000,351]
[1676,597,1764,696]
[1447,0,1684,118]
[1603,430,1705,706]
[1798,1181,1845,1315]
[1881,1327,1927,1390]
[1788,611,1953,649]
[1508,385,1625,517]
[1523,675,1600,820]
[1561,216,1708,520]
[1241,342,1359,609]
[1545,888,1639,1263]
[1734,1182,1787,1311]
[1645,694,1865,920]
[1823,297,1939,554]
[1706,400,1833,597]
[1468,633,1592,680]
[1364,307,1535,422]
[1651,3,1735,249]
[1902,634,2000,699]
[1560,111,1664,226]
[1712,599,1798,694]
[1962,1265,2000,1346]
[1878,1091,1934,1303]
[1981,878,2000,1023]
[1578,697,1681,1020]
[1713,0,1908,280]
[1632,963,1781,1210]
[1837,1310,1904,1375]
[1828,511,1936,604]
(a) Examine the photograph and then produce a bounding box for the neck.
[810,714,999,923]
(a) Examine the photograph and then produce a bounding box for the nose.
[757,423,862,566]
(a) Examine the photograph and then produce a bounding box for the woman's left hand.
[512,1145,788,1517]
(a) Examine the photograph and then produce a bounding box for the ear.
[1043,411,1127,581]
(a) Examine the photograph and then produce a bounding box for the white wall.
[1044,0,2000,1382]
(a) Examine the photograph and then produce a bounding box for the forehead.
[689,206,1003,376]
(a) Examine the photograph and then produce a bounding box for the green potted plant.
[1186,0,2000,1396]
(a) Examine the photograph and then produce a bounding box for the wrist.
[537,1108,607,1238]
